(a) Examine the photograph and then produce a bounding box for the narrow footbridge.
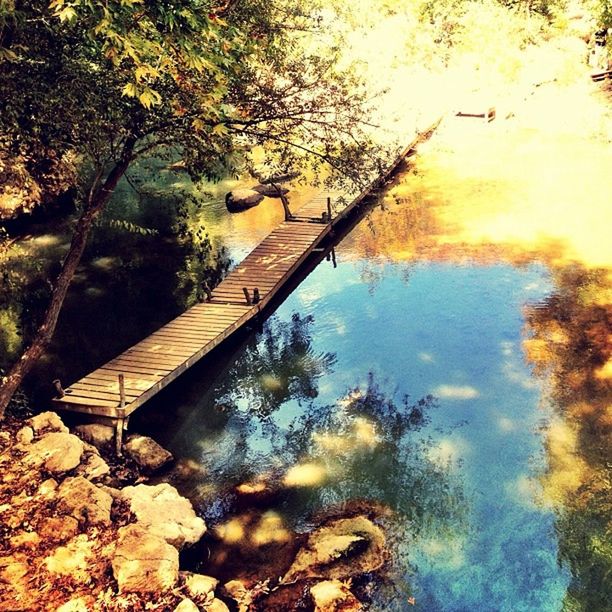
[52,128,434,452]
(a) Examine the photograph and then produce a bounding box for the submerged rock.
[282,515,386,584]
[225,189,264,212]
[119,483,206,548]
[124,434,173,473]
[112,524,179,593]
[310,580,362,611]
[57,476,113,526]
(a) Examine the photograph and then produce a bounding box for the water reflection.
[524,265,612,611]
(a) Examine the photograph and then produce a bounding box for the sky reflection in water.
[145,226,570,610]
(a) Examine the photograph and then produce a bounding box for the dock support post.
[253,288,260,304]
[327,197,332,223]
[52,379,65,398]
[115,417,125,456]
[118,374,126,409]
[331,247,337,268]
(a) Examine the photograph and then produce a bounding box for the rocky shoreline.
[0,412,389,611]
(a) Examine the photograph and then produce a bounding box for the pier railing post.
[242,287,252,305]
[118,373,126,409]
[52,379,65,398]
[327,197,332,223]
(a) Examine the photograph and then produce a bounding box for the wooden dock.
[52,129,432,452]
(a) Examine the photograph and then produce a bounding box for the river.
[1,104,610,610]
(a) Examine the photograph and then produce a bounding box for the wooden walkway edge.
[52,124,438,452]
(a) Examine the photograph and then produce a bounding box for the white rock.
[57,476,113,526]
[27,411,68,434]
[26,432,84,473]
[119,483,206,548]
[112,524,179,593]
[182,571,218,599]
[16,426,34,445]
[174,599,199,612]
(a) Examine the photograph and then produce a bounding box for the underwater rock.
[124,434,173,473]
[225,189,264,212]
[310,580,362,611]
[282,515,386,584]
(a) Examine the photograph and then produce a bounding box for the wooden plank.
[98,364,170,377]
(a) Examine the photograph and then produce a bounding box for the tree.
[0,0,386,416]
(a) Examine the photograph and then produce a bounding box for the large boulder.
[112,524,179,593]
[57,476,113,526]
[282,516,386,584]
[119,483,206,548]
[225,189,264,212]
[124,434,173,473]
[26,432,84,474]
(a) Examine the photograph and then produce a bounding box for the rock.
[73,423,115,450]
[26,431,84,473]
[112,524,179,593]
[27,411,69,435]
[310,580,362,611]
[119,483,206,548]
[57,476,113,526]
[282,516,386,584]
[224,579,252,612]
[45,534,95,584]
[174,599,199,612]
[207,599,230,612]
[75,447,110,481]
[182,572,218,600]
[37,478,58,497]
[251,184,290,197]
[124,434,173,473]
[56,597,91,612]
[225,189,264,212]
[38,516,79,544]
[16,426,34,445]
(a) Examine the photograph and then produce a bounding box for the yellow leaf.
[121,82,137,97]
[192,118,205,131]
[57,6,77,22]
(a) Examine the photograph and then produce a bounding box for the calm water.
[2,151,609,610]
[137,232,569,611]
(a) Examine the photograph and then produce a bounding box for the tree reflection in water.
[525,265,612,611]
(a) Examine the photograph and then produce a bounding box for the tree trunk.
[0,138,136,418]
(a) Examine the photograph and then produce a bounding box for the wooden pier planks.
[51,126,436,442]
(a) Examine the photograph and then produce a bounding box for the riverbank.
[0,411,390,610]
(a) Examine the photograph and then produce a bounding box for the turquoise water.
[137,225,571,610]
